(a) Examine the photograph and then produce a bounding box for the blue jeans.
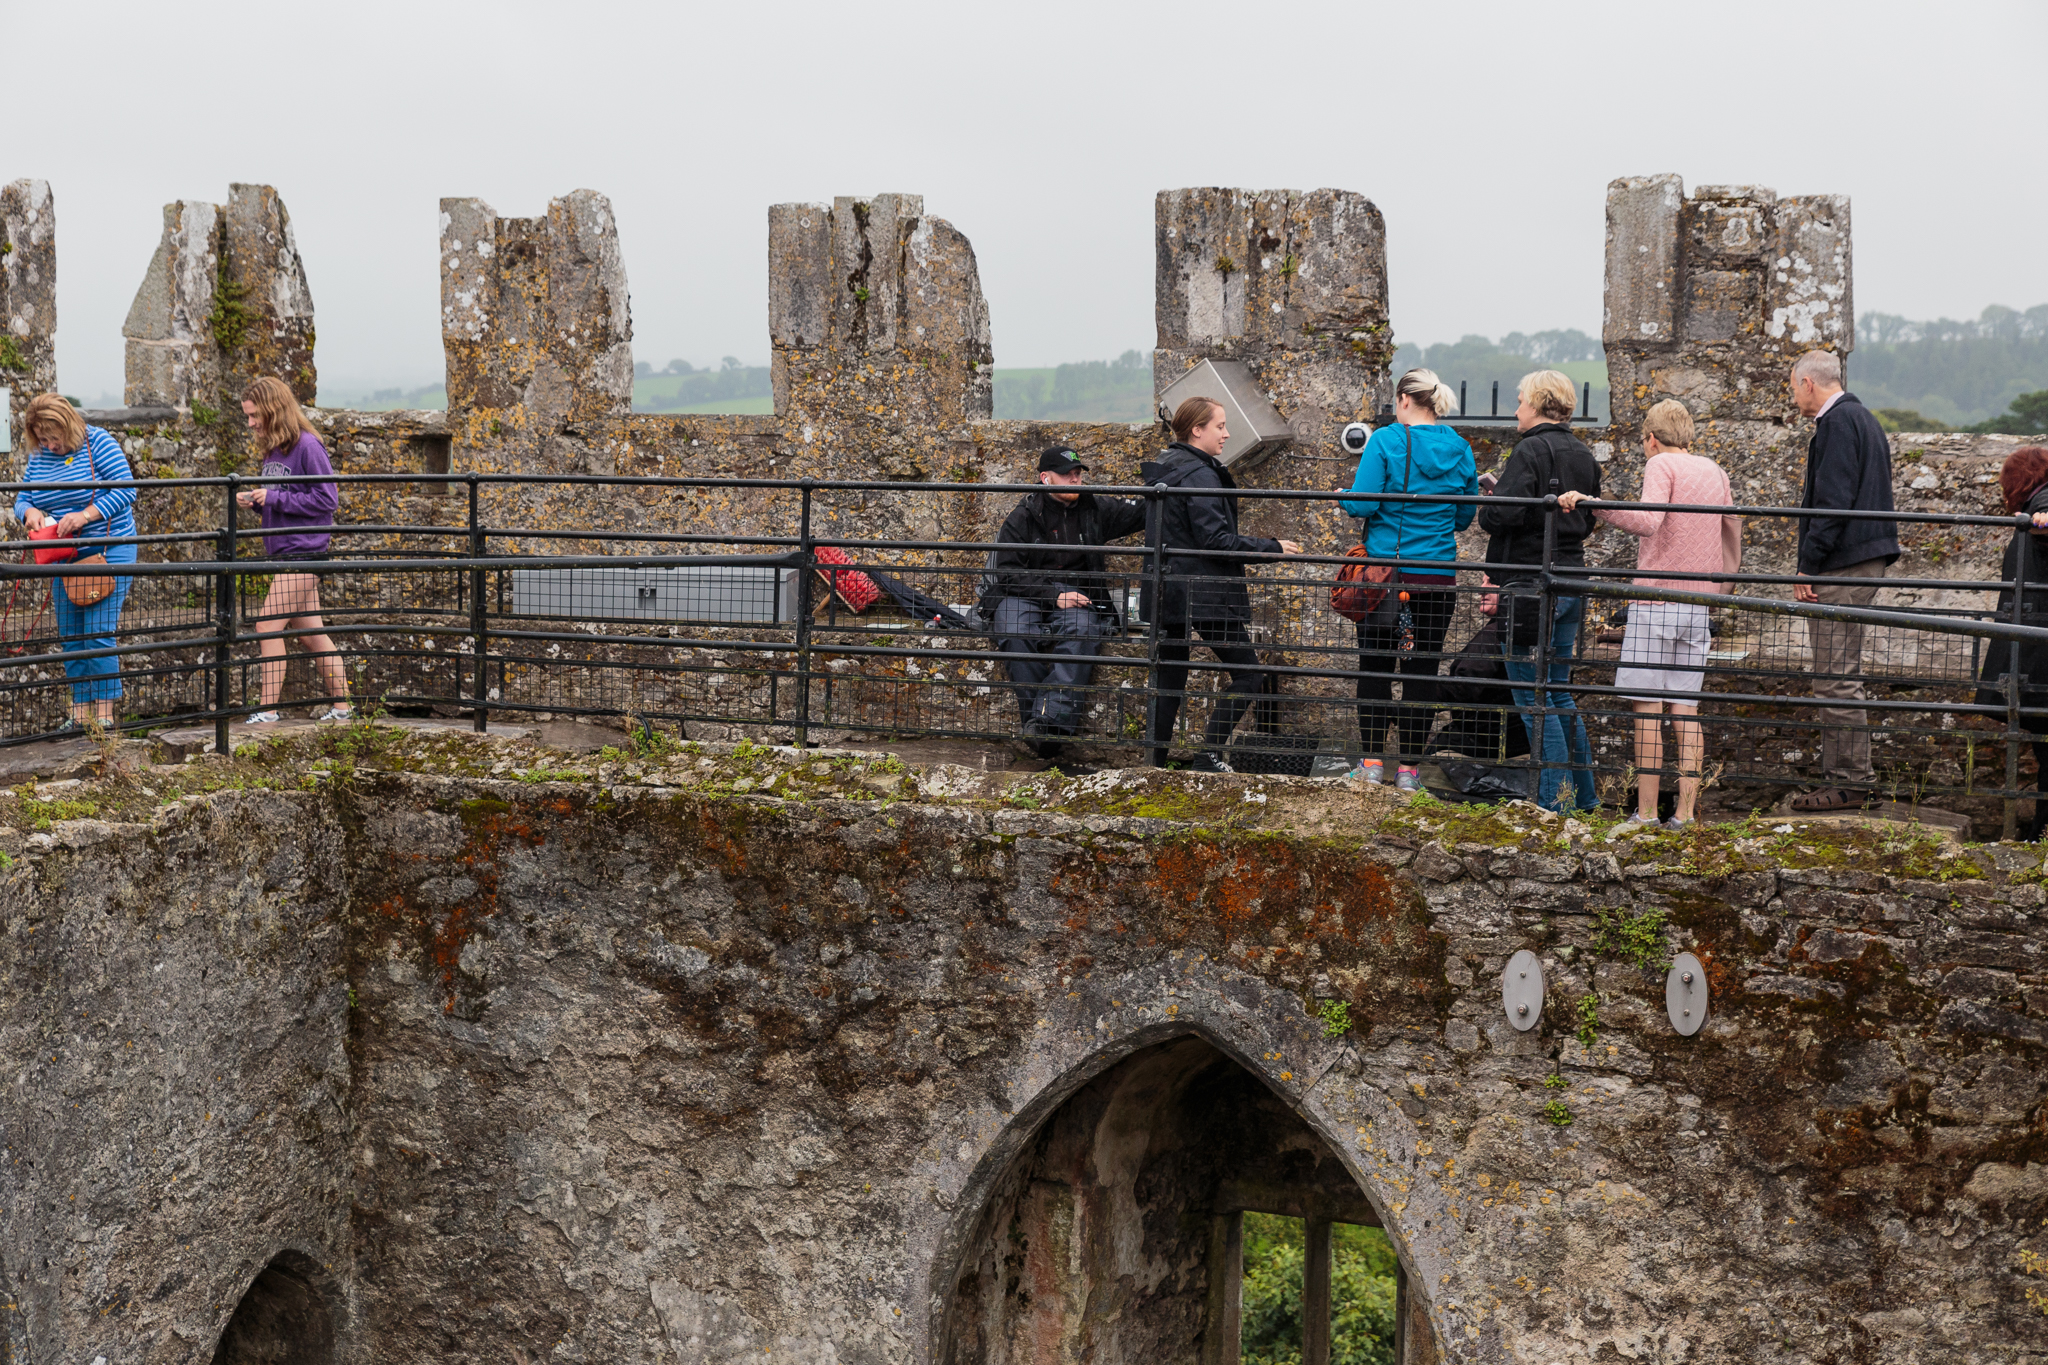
[991,596,1110,732]
[1503,593,1597,813]
[53,573,132,705]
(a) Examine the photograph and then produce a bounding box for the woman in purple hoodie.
[235,377,352,723]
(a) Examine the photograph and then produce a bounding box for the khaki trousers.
[1808,557,1888,785]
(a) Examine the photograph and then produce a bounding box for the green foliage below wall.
[1240,1212,1397,1365]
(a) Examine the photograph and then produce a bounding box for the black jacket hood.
[1139,443,1222,487]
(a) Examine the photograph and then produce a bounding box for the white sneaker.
[245,710,281,725]
[316,706,354,722]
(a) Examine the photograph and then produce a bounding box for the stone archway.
[934,1032,1423,1365]
[211,1250,336,1365]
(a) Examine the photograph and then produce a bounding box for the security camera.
[1340,421,1371,455]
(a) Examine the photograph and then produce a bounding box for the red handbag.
[29,523,74,565]
[28,524,113,606]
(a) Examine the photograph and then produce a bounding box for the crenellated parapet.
[1603,176,1853,558]
[0,179,58,454]
[122,183,316,415]
[1154,187,1393,465]
[439,189,633,476]
[768,194,992,480]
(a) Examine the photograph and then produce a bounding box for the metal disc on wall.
[1666,952,1708,1036]
[1503,950,1544,1032]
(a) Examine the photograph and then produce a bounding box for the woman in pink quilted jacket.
[1558,400,1738,827]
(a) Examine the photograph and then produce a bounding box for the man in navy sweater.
[1788,349,1899,811]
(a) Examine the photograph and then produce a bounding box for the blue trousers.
[53,574,132,705]
[1503,593,1598,813]
[992,597,1109,731]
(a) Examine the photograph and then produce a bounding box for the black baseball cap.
[1037,448,1089,473]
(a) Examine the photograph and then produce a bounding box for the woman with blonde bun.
[1337,368,1478,790]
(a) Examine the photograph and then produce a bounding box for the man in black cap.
[978,448,1146,760]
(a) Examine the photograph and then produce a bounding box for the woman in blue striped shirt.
[15,394,139,731]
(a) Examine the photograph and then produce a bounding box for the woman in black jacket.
[1977,446,2048,838]
[1141,396,1302,771]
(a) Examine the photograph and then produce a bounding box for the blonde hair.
[1396,367,1459,416]
[241,375,316,454]
[1642,399,1696,450]
[23,393,86,453]
[1170,395,1224,444]
[1791,349,1842,389]
[1517,369,1578,422]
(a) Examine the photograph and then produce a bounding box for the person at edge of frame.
[13,393,139,733]
[1786,347,1900,812]
[1140,395,1303,774]
[978,447,1146,769]
[1337,365,1478,793]
[236,376,354,725]
[1968,445,2048,838]
[1475,368,1603,813]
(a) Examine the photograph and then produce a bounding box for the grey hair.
[1395,367,1459,416]
[1791,349,1843,388]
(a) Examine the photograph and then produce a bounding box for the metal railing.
[1,470,2042,834]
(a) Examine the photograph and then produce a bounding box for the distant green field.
[632,369,772,411]
[995,352,1155,422]
[322,385,447,412]
[661,394,775,415]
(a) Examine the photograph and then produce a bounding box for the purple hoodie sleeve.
[266,434,338,524]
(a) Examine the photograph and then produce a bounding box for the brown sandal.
[1789,787,1870,813]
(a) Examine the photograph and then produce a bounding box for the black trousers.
[1148,616,1265,765]
[1355,586,1456,763]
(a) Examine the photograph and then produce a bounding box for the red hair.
[1999,446,2048,513]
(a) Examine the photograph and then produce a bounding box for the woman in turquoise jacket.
[1339,368,1478,788]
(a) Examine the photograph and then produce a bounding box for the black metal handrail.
[0,470,2037,834]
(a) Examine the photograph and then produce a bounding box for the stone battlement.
[3,173,1936,576]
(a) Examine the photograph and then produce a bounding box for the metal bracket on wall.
[1666,952,1708,1036]
[1503,949,1544,1031]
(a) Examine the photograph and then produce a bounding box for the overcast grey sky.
[11,0,2046,398]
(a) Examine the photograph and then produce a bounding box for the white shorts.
[1615,601,1709,704]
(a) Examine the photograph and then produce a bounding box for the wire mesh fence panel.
[0,563,219,739]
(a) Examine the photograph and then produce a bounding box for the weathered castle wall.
[0,179,58,454]
[440,189,633,481]
[1154,187,1394,466]
[770,194,993,473]
[1603,176,1855,570]
[1,734,2044,1362]
[123,183,318,413]
[0,787,354,1362]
